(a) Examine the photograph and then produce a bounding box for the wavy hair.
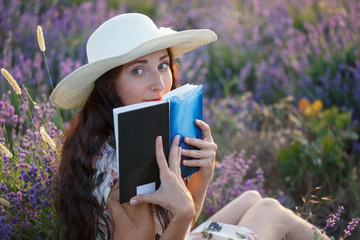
[57,49,179,240]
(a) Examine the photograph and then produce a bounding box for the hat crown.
[86,13,162,63]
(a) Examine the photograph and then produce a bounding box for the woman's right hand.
[129,135,195,222]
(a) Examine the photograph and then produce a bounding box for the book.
[113,84,202,204]
[162,84,202,178]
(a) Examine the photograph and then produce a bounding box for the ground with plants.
[0,0,359,239]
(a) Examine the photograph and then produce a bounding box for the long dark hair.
[57,49,179,240]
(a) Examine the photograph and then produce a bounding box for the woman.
[51,13,329,240]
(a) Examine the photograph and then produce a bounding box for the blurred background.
[0,0,359,239]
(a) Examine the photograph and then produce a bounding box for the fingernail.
[184,137,189,142]
[130,199,137,205]
[183,160,188,165]
[158,136,162,142]
[181,148,187,153]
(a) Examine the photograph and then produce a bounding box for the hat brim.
[50,29,217,109]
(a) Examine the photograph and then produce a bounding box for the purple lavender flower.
[343,218,360,237]
[326,206,344,228]
[203,151,266,215]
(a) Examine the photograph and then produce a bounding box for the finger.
[182,159,213,167]
[194,119,213,141]
[168,135,181,171]
[183,136,217,150]
[175,147,182,176]
[181,148,211,159]
[130,193,157,206]
[155,136,169,172]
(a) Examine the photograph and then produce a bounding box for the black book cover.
[115,101,169,204]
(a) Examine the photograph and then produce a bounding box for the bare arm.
[181,120,217,223]
[107,176,193,240]
[106,183,155,240]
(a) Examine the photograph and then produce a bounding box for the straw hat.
[50,13,217,109]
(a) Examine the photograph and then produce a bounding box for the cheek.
[115,79,149,105]
[164,73,173,92]
[114,81,137,104]
[114,81,124,100]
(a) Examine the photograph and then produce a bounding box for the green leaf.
[316,127,329,140]
[290,141,302,155]
[322,135,335,151]
[277,149,291,163]
[323,107,338,123]
[335,112,352,129]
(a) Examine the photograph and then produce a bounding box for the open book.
[113,84,203,204]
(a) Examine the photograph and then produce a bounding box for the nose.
[150,71,165,92]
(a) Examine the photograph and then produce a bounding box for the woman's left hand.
[181,119,217,183]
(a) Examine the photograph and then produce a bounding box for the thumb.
[129,193,157,206]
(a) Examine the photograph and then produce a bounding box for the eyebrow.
[126,55,169,67]
[159,55,169,61]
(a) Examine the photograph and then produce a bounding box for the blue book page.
[163,84,203,178]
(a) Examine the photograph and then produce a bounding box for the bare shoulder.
[106,181,155,240]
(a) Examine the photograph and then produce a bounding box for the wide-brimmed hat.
[50,13,217,109]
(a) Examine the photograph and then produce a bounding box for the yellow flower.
[311,100,324,115]
[318,1,326,9]
[0,142,13,158]
[40,126,57,150]
[1,68,22,94]
[298,97,311,114]
[0,198,10,207]
[304,107,313,116]
[37,25,46,52]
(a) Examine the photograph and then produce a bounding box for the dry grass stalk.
[1,68,22,94]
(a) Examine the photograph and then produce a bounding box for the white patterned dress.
[92,143,258,240]
[188,221,258,240]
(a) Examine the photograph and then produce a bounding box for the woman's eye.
[132,68,143,75]
[159,63,169,70]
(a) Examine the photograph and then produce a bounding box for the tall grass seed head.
[1,68,22,95]
[0,142,13,158]
[40,126,56,150]
[36,25,46,52]
[0,197,10,207]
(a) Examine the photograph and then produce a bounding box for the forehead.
[123,49,169,67]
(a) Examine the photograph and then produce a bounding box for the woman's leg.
[238,198,330,240]
[208,190,263,225]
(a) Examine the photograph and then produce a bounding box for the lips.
[143,98,162,102]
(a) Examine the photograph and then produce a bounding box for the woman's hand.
[106,135,194,240]
[181,119,217,183]
[129,135,195,220]
[180,119,217,225]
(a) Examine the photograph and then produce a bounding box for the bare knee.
[239,198,297,238]
[208,190,262,224]
[251,197,290,215]
[257,197,281,208]
[238,190,263,204]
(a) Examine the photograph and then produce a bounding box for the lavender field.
[1,0,359,239]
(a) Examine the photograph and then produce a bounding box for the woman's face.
[114,49,173,106]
